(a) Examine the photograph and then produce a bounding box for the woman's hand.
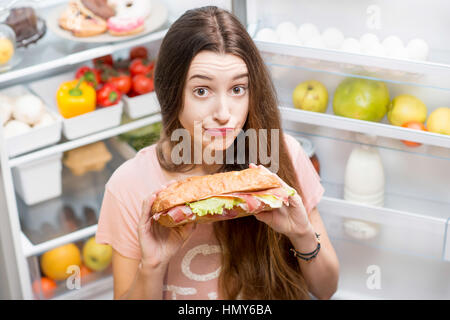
[249,163,313,239]
[138,180,197,269]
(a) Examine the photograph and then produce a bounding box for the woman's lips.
[204,128,234,136]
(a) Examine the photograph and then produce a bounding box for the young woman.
[96,6,339,300]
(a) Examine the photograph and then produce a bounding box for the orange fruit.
[80,263,93,280]
[32,277,57,300]
[40,243,82,281]
[401,121,427,147]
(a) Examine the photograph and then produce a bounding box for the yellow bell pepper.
[56,77,96,119]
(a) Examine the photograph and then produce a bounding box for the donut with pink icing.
[107,0,151,36]
[107,16,145,36]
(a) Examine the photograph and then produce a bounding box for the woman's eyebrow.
[188,73,249,81]
[189,74,213,81]
[232,73,249,80]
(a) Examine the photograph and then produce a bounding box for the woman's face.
[179,51,249,154]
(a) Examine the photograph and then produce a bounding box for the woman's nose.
[213,95,231,124]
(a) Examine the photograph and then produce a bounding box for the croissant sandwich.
[151,167,296,227]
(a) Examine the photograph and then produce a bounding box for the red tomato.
[108,73,132,94]
[129,46,148,60]
[75,66,101,89]
[129,58,154,76]
[401,121,427,147]
[32,277,57,300]
[96,83,122,107]
[93,55,114,67]
[132,73,154,95]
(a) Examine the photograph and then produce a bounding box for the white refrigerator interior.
[0,0,449,300]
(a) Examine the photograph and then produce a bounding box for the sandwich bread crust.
[151,167,280,214]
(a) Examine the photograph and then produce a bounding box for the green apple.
[387,94,427,126]
[427,107,450,135]
[292,80,329,113]
[82,237,112,272]
[333,78,390,122]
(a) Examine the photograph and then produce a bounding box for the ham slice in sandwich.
[151,167,296,227]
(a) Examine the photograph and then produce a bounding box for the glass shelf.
[0,1,170,85]
[248,0,450,91]
[317,181,449,261]
[330,240,450,299]
[267,59,450,150]
[18,138,130,256]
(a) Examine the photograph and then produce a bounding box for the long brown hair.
[154,6,310,299]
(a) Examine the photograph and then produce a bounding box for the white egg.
[369,42,386,56]
[406,38,429,61]
[382,35,404,57]
[360,33,380,53]
[279,32,302,45]
[276,21,298,38]
[321,27,344,50]
[304,36,325,49]
[3,120,31,138]
[13,94,44,126]
[389,45,408,59]
[34,112,55,128]
[255,28,279,42]
[298,23,320,44]
[340,38,361,53]
[0,94,13,125]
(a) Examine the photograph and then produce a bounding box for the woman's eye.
[194,88,209,97]
[232,86,247,96]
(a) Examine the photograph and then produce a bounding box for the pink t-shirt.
[96,133,324,300]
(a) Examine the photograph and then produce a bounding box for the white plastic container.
[123,91,160,119]
[12,153,63,205]
[0,85,62,157]
[27,72,123,140]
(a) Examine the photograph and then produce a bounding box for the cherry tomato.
[75,66,101,89]
[93,55,114,67]
[108,72,132,94]
[132,73,154,95]
[129,46,148,60]
[129,58,154,76]
[401,121,427,147]
[96,83,122,107]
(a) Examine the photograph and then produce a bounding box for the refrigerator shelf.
[8,113,162,167]
[318,181,449,261]
[256,40,450,90]
[51,275,113,300]
[280,107,450,150]
[18,138,133,258]
[330,239,450,299]
[0,0,169,86]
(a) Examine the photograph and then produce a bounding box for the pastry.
[78,0,115,20]
[59,1,107,37]
[106,16,145,36]
[63,141,112,176]
[5,7,38,42]
[108,0,152,19]
[106,0,152,36]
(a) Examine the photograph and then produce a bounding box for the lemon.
[427,107,450,135]
[0,38,14,64]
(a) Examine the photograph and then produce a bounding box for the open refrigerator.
[0,0,449,300]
